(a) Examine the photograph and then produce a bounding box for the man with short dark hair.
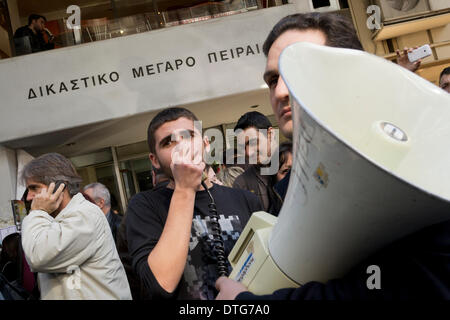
[439,67,450,93]
[20,153,131,300]
[216,12,450,300]
[13,14,55,54]
[264,12,363,200]
[126,107,262,299]
[232,111,282,214]
[262,12,363,143]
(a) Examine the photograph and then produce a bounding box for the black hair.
[263,12,363,56]
[147,107,198,154]
[234,111,272,132]
[278,142,292,169]
[28,14,47,26]
[440,67,450,82]
[0,233,20,266]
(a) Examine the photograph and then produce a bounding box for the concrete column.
[0,145,17,228]
[111,146,127,213]
[6,0,22,33]
[86,166,98,183]
[0,25,11,57]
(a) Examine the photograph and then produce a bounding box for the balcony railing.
[12,0,285,57]
[161,0,259,27]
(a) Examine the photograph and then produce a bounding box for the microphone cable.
[201,180,228,277]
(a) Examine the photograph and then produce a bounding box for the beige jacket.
[21,193,132,300]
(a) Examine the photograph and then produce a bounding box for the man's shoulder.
[130,187,169,201]
[110,211,123,224]
[14,26,31,37]
[53,194,104,225]
[213,183,241,194]
[242,165,259,177]
[233,173,245,186]
[274,170,291,200]
[233,165,262,188]
[210,184,261,220]
[233,166,255,185]
[127,187,172,215]
[212,183,259,202]
[75,193,105,216]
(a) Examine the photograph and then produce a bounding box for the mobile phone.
[43,27,54,37]
[53,180,66,194]
[408,44,432,63]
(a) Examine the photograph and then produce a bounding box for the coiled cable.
[201,181,228,277]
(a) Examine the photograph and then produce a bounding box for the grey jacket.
[21,193,132,300]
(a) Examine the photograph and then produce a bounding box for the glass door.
[119,157,153,201]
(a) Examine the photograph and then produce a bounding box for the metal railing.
[13,0,280,56]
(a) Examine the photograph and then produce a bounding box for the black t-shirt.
[126,183,263,300]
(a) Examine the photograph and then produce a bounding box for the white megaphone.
[228,42,450,294]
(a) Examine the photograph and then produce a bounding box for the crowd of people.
[1,11,449,300]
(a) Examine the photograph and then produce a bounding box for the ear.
[98,198,106,209]
[149,153,161,170]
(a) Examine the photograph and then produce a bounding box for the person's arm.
[215,276,354,300]
[127,194,169,298]
[232,282,342,300]
[147,160,205,294]
[215,271,369,300]
[22,210,96,273]
[147,188,196,293]
[215,277,249,300]
[21,186,96,273]
[217,220,450,300]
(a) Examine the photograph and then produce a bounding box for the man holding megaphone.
[216,12,450,300]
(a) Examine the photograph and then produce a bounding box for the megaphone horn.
[268,42,450,285]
